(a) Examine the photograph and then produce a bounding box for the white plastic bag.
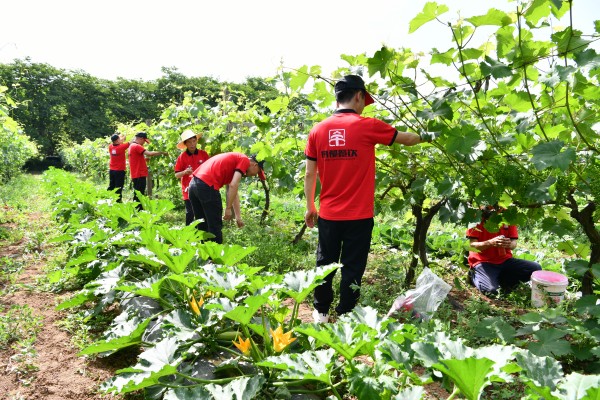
[386,267,452,320]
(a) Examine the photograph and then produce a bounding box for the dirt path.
[0,214,127,399]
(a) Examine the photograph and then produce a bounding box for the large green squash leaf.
[256,348,335,383]
[204,375,266,400]
[433,357,495,400]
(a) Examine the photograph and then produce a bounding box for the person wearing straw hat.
[174,129,210,225]
[128,131,168,209]
[107,133,130,202]
[188,152,266,244]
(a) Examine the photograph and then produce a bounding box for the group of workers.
[108,129,264,244]
[107,75,543,323]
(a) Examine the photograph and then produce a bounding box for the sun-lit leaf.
[347,362,397,399]
[552,28,591,55]
[224,293,270,325]
[116,275,165,299]
[163,386,212,400]
[204,375,266,400]
[197,242,256,266]
[65,247,98,267]
[516,351,563,390]
[393,386,426,400]
[466,8,514,27]
[289,65,310,92]
[368,46,394,78]
[102,337,182,393]
[280,264,339,303]
[266,96,290,114]
[496,25,517,59]
[55,291,95,310]
[79,318,151,356]
[558,373,600,400]
[295,321,375,359]
[433,357,495,400]
[431,48,455,66]
[409,2,449,33]
[256,349,335,383]
[378,337,415,371]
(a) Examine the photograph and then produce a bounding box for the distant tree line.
[0,58,280,158]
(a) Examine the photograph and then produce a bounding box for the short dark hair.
[336,88,365,104]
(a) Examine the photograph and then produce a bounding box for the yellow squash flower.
[270,325,296,352]
[233,336,252,356]
[189,295,203,315]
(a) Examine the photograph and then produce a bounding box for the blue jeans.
[470,258,542,295]
[188,177,223,244]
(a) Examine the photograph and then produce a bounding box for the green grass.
[0,304,43,347]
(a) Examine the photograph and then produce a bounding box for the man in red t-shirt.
[128,132,168,209]
[174,129,210,225]
[188,152,265,244]
[466,207,541,295]
[304,75,422,323]
[108,133,130,202]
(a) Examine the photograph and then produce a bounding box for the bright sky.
[1,0,598,83]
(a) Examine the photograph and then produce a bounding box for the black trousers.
[132,177,146,210]
[108,170,126,202]
[183,198,205,226]
[313,217,374,315]
[184,199,194,226]
[188,177,223,244]
[471,258,542,295]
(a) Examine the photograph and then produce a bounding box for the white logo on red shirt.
[328,129,345,147]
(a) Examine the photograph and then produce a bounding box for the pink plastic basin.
[531,270,568,284]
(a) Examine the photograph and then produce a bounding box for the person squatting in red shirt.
[107,133,130,202]
[466,206,541,296]
[188,152,265,244]
[174,129,210,226]
[304,75,423,323]
[128,132,168,210]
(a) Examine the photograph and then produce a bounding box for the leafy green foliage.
[5,0,600,397]
[0,304,43,346]
[0,86,38,181]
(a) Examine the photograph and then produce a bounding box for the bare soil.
[0,214,131,400]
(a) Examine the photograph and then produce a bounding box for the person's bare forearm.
[146,151,167,157]
[232,193,241,220]
[470,236,513,251]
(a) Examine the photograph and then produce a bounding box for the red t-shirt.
[174,149,210,200]
[108,142,130,171]
[304,110,397,220]
[192,152,250,190]
[466,223,518,267]
[128,143,148,179]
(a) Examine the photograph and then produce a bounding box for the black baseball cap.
[135,131,150,143]
[250,154,266,181]
[334,75,375,106]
